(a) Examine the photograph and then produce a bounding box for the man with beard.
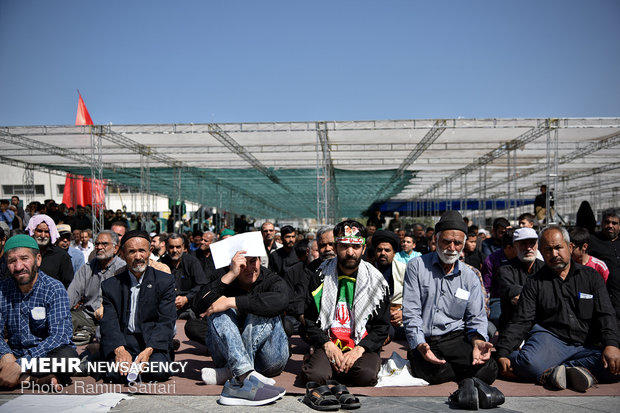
[588,209,620,322]
[99,230,176,383]
[497,228,545,333]
[302,220,390,386]
[412,223,430,254]
[150,232,168,261]
[482,218,511,258]
[496,226,620,391]
[403,210,497,385]
[159,233,208,319]
[259,221,281,268]
[0,235,77,390]
[285,226,336,335]
[26,214,74,288]
[269,225,298,277]
[67,231,126,345]
[372,230,407,340]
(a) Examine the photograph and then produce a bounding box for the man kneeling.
[302,220,390,387]
[194,249,289,406]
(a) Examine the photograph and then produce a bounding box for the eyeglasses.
[94,242,113,247]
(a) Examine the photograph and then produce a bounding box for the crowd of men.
[0,196,618,406]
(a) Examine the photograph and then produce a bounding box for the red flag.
[75,92,93,125]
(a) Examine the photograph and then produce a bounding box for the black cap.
[435,210,468,234]
[120,229,151,249]
[371,230,399,251]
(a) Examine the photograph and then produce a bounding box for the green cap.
[4,234,39,252]
[220,228,235,237]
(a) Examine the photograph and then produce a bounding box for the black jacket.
[496,261,619,358]
[100,266,176,359]
[588,232,620,320]
[160,253,208,305]
[40,244,74,288]
[497,258,545,331]
[193,266,289,320]
[268,247,299,277]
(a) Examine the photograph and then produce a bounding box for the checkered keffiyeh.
[317,258,389,344]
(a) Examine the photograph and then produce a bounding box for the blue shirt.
[0,210,15,230]
[395,250,421,265]
[402,253,488,350]
[128,272,142,333]
[0,271,73,362]
[67,247,86,274]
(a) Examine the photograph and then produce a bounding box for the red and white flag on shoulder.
[75,91,94,125]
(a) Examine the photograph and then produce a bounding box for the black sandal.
[303,381,341,411]
[327,380,361,410]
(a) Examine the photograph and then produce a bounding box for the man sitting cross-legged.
[194,247,289,406]
[495,225,620,392]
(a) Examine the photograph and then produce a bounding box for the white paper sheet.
[211,231,267,269]
[0,393,132,413]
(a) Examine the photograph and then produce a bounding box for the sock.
[248,370,276,386]
[201,367,232,385]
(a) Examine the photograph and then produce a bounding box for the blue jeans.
[205,309,289,378]
[508,324,618,383]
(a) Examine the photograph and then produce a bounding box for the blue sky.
[1,0,619,126]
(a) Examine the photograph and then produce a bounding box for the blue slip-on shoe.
[247,374,286,398]
[219,377,281,406]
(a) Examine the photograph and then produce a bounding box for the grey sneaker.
[219,377,281,406]
[247,374,286,398]
[540,365,567,390]
[566,366,597,392]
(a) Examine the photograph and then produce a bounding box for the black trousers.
[29,344,78,384]
[104,332,172,383]
[407,330,498,385]
[184,317,208,346]
[301,347,381,386]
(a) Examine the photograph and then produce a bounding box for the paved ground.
[110,395,619,413]
[1,394,618,413]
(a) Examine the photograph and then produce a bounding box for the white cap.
[513,227,538,242]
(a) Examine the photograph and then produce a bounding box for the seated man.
[159,233,207,319]
[26,214,74,288]
[497,228,545,333]
[372,230,407,340]
[67,230,126,345]
[495,225,620,392]
[99,230,176,383]
[403,210,497,385]
[56,224,85,274]
[302,220,390,386]
[0,235,77,390]
[194,243,289,406]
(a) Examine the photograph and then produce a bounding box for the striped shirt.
[0,271,73,361]
[586,255,610,283]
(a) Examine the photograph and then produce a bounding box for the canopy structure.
[1,118,619,225]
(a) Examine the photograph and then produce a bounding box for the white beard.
[437,248,459,265]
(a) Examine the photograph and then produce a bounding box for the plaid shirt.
[0,271,73,361]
